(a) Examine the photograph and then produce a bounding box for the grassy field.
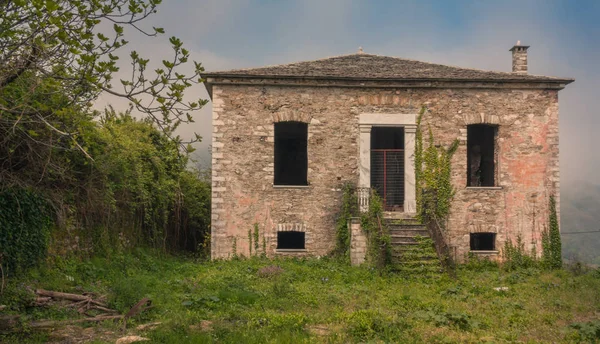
[1,251,600,343]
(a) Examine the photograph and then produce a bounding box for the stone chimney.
[509,41,530,74]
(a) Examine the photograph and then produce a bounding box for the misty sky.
[98,0,600,188]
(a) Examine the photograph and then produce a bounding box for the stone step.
[391,236,420,244]
[390,235,435,244]
[393,243,431,249]
[399,259,440,266]
[383,212,418,220]
[384,218,422,226]
[392,251,438,260]
[392,264,443,274]
[389,228,429,237]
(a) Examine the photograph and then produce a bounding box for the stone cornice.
[203,76,572,98]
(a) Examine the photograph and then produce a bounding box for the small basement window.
[277,231,305,250]
[274,121,308,186]
[467,124,497,187]
[470,233,496,251]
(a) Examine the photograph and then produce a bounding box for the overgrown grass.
[2,252,600,343]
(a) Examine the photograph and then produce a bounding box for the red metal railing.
[371,149,404,211]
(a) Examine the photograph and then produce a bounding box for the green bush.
[0,189,52,275]
[502,235,538,271]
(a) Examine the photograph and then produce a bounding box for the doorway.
[370,127,405,211]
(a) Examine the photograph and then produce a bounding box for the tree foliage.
[0,0,206,156]
[0,1,211,260]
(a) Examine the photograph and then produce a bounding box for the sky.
[98,0,600,188]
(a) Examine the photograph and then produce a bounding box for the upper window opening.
[371,127,404,149]
[467,124,497,187]
[277,231,305,249]
[274,122,308,186]
[470,233,496,251]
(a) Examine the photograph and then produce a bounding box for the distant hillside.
[561,182,600,264]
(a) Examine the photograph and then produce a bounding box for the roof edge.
[202,73,575,84]
[202,76,574,97]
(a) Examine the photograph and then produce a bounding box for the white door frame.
[359,113,417,214]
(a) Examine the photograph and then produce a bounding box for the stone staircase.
[385,215,442,273]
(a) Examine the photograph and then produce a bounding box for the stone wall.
[210,84,560,261]
[349,218,367,265]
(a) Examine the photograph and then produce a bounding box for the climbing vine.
[360,191,392,269]
[415,107,459,225]
[334,183,358,259]
[542,195,562,269]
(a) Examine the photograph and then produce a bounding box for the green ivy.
[334,183,358,259]
[253,223,260,255]
[0,189,53,275]
[542,195,562,269]
[415,107,459,225]
[360,192,392,269]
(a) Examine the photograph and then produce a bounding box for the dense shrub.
[0,189,52,275]
[1,109,211,261]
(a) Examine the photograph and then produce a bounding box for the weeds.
[1,252,599,343]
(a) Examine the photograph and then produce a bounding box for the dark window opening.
[467,124,497,187]
[277,231,305,249]
[274,122,308,186]
[370,127,404,211]
[371,127,404,150]
[470,233,496,251]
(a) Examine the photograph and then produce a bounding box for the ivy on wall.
[542,195,562,269]
[360,191,392,269]
[334,184,390,268]
[504,195,562,270]
[415,107,459,225]
[334,183,358,259]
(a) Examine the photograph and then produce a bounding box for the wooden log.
[36,289,108,307]
[124,298,151,319]
[91,305,119,313]
[30,315,123,329]
[33,297,52,306]
[35,289,89,302]
[122,298,152,330]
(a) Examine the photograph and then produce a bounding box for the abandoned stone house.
[202,44,573,263]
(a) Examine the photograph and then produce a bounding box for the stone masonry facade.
[210,84,561,261]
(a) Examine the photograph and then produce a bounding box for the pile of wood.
[1,289,152,331]
[35,289,118,318]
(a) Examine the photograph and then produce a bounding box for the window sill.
[470,250,499,255]
[273,185,310,189]
[275,249,307,253]
[465,186,503,190]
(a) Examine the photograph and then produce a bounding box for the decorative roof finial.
[516,40,521,46]
[358,46,364,54]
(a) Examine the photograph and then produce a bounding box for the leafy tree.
[0,1,211,257]
[0,0,206,160]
